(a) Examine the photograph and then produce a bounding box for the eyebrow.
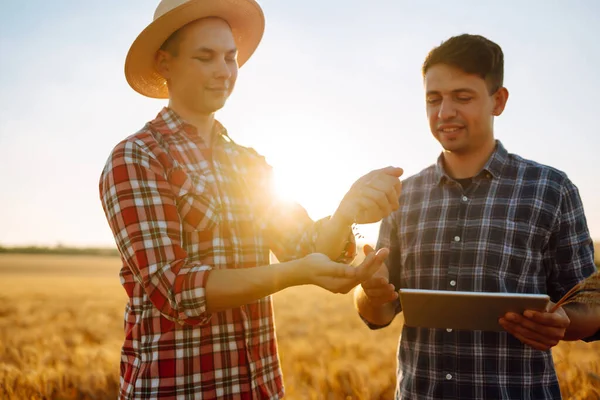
[195,47,238,54]
[426,88,477,96]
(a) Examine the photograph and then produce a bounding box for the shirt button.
[454,236,461,242]
[446,373,453,380]
[446,328,453,332]
[462,196,468,202]
[450,280,457,287]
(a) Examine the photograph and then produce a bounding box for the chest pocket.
[167,166,221,233]
[503,200,553,252]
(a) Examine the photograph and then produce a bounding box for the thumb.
[374,247,390,262]
[382,166,404,178]
[363,244,375,256]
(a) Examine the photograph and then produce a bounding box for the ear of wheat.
[550,270,600,313]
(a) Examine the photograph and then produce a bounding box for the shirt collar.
[150,107,230,145]
[434,140,508,186]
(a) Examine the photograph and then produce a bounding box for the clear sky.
[1,0,599,247]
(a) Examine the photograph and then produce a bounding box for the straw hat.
[125,0,265,99]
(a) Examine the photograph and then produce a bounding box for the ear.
[492,87,509,116]
[155,50,172,80]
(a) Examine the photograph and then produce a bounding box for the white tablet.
[398,288,550,332]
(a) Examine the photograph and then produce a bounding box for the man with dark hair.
[354,33,600,399]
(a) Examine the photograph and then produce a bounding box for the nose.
[213,57,233,80]
[438,98,457,120]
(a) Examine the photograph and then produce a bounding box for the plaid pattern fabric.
[99,108,355,400]
[373,141,596,400]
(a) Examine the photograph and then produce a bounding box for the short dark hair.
[422,34,504,94]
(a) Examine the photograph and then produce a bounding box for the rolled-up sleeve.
[99,139,212,326]
[544,178,597,303]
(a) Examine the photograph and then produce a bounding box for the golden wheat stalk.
[550,271,600,312]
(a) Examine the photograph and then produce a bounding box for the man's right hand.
[334,166,404,226]
[298,247,390,294]
[359,244,398,305]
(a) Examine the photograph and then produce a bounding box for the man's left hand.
[499,303,570,351]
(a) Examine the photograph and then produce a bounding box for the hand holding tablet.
[399,289,550,332]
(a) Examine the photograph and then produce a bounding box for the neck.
[168,100,215,146]
[442,139,496,179]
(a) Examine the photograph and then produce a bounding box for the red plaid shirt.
[99,108,354,399]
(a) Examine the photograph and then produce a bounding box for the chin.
[209,98,229,111]
[196,101,227,114]
[439,138,468,153]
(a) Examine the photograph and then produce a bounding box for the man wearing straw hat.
[99,0,404,398]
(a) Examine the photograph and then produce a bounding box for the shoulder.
[100,123,164,179]
[504,152,582,206]
[506,152,570,187]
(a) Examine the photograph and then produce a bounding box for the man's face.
[157,18,238,114]
[424,64,506,155]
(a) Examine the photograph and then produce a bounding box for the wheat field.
[0,253,599,399]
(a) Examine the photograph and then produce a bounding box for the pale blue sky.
[1,0,599,247]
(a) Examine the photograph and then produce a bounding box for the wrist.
[355,286,396,325]
[280,258,307,287]
[330,207,354,231]
[357,283,397,307]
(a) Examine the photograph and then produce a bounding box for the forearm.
[563,303,600,341]
[354,286,397,327]
[204,260,303,313]
[315,210,353,261]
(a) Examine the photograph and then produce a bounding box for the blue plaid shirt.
[371,141,596,400]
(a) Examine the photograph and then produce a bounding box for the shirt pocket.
[495,218,547,292]
[167,166,221,233]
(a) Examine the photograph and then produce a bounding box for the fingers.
[361,271,398,304]
[499,326,556,351]
[364,284,396,298]
[394,179,402,196]
[316,256,362,279]
[332,251,376,279]
[312,248,391,295]
[368,175,401,206]
[365,288,398,304]
[523,310,570,329]
[359,173,401,215]
[361,275,388,289]
[499,312,567,351]
[355,248,389,281]
[508,311,569,335]
[381,183,400,212]
[360,187,393,216]
[343,168,403,224]
[380,166,404,178]
[499,321,560,350]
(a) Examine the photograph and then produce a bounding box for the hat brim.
[125,0,265,99]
